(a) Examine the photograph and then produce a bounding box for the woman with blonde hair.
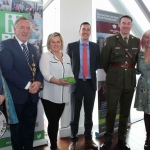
[134,30,150,150]
[39,32,74,150]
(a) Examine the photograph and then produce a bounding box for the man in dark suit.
[67,22,100,150]
[100,15,140,150]
[0,17,43,150]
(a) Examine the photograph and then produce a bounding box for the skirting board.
[0,139,48,150]
[58,125,84,138]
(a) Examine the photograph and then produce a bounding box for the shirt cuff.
[25,82,31,90]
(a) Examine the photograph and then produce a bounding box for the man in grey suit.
[67,22,100,150]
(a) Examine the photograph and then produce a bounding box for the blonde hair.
[47,32,64,51]
[141,30,150,51]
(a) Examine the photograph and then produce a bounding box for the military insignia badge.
[115,47,120,49]
[132,48,138,50]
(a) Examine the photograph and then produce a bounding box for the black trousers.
[70,79,96,142]
[144,113,150,138]
[41,99,65,149]
[10,94,37,150]
[104,87,134,141]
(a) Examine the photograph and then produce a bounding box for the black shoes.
[100,140,112,150]
[117,140,130,150]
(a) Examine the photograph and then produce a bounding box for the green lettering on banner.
[0,11,28,41]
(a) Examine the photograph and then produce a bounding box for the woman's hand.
[59,79,72,85]
[0,95,5,105]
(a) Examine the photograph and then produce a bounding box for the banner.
[96,9,122,134]
[0,1,46,148]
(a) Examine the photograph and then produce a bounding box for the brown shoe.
[68,142,76,150]
[85,140,98,149]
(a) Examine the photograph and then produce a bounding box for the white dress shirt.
[39,51,73,103]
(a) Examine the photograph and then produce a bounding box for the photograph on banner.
[0,0,12,11]
[96,9,122,135]
[27,1,43,58]
[10,1,43,20]
[11,0,43,57]
[11,0,42,16]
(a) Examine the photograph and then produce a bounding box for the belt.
[79,79,91,81]
[110,62,135,69]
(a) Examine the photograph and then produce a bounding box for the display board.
[96,9,122,135]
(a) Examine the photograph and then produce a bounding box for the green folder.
[60,77,76,84]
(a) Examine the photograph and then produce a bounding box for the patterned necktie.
[124,37,128,44]
[21,43,29,62]
[83,42,88,78]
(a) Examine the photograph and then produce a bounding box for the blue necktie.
[21,43,29,62]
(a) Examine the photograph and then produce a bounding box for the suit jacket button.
[125,69,127,71]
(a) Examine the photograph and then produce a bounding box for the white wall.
[43,0,60,50]
[60,0,92,52]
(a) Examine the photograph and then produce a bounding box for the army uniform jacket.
[101,33,140,89]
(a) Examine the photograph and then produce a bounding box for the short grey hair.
[14,16,31,28]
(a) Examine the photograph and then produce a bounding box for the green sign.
[0,130,44,148]
[0,11,28,41]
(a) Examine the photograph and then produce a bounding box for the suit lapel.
[117,33,134,48]
[27,43,32,62]
[89,42,93,68]
[12,38,27,61]
[76,41,80,69]
[117,33,125,46]
[128,34,134,48]
[12,38,31,65]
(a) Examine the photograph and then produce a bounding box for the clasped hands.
[29,81,41,94]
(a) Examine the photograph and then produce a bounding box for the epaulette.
[115,35,119,39]
[129,34,140,40]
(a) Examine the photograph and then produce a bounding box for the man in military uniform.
[100,15,140,150]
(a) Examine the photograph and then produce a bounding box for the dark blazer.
[101,33,140,89]
[0,38,43,104]
[0,73,3,95]
[67,40,100,93]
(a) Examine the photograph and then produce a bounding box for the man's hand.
[0,95,5,105]
[29,81,41,94]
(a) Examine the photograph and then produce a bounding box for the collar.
[80,39,89,46]
[119,33,130,40]
[15,36,27,46]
